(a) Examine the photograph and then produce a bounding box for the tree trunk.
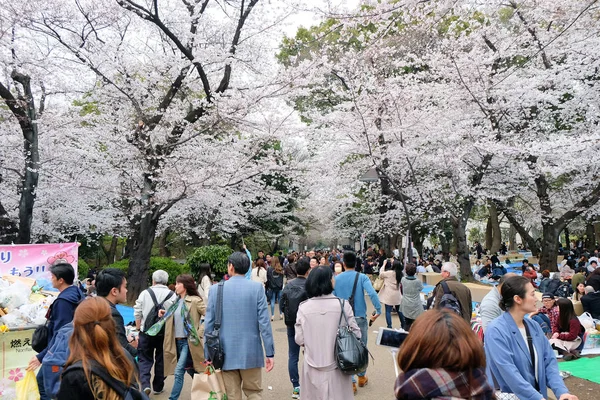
[0,71,42,244]
[411,227,424,260]
[127,212,158,303]
[485,216,493,252]
[595,223,600,250]
[489,202,502,253]
[451,214,473,281]
[158,229,170,257]
[564,227,570,250]
[107,235,118,264]
[538,225,560,272]
[585,223,595,250]
[508,224,517,251]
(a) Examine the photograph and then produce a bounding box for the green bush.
[186,245,233,277]
[105,257,187,285]
[77,258,90,280]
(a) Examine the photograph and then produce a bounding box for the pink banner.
[0,243,78,290]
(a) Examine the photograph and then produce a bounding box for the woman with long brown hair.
[57,297,139,399]
[149,274,205,400]
[267,256,285,321]
[394,309,494,399]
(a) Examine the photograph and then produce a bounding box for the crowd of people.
[26,244,593,400]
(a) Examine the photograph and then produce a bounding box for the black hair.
[228,251,250,275]
[197,263,211,285]
[305,266,334,298]
[499,276,531,311]
[556,298,577,332]
[96,268,126,297]
[295,256,311,276]
[405,263,417,276]
[343,251,357,269]
[49,263,75,285]
[392,260,403,286]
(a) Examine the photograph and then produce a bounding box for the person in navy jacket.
[485,276,578,400]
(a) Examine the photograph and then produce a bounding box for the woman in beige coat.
[158,274,205,400]
[378,259,404,329]
[295,266,361,400]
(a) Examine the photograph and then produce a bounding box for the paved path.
[152,296,600,399]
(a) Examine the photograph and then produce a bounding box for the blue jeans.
[532,314,551,335]
[286,326,300,388]
[270,290,282,316]
[169,339,195,400]
[351,317,368,381]
[385,304,405,329]
[37,366,48,400]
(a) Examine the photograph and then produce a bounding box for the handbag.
[32,304,53,353]
[205,281,225,369]
[191,365,227,400]
[335,298,369,375]
[373,276,384,292]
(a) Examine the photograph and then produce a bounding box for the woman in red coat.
[522,265,538,288]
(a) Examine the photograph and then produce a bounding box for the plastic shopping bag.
[191,365,227,400]
[15,370,40,400]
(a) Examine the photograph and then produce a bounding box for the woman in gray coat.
[400,263,424,331]
[295,266,360,400]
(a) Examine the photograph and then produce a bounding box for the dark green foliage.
[186,245,233,277]
[77,258,90,280]
[105,257,186,285]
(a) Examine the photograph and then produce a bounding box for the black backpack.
[437,281,462,316]
[556,282,573,298]
[143,289,174,334]
[64,360,149,400]
[269,270,284,291]
[281,281,308,327]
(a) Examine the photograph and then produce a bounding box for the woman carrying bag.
[295,266,361,400]
[148,274,205,400]
[378,259,404,329]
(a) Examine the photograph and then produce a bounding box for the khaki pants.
[222,368,262,400]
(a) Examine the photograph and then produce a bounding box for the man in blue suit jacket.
[204,252,275,400]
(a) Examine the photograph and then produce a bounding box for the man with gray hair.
[430,262,473,323]
[133,269,176,395]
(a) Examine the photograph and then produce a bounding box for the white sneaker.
[143,387,151,395]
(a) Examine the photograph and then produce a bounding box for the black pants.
[138,332,166,392]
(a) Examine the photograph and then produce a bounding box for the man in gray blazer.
[204,252,275,400]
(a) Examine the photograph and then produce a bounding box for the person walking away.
[196,263,212,304]
[430,262,472,324]
[378,259,404,329]
[280,257,310,399]
[400,263,424,331]
[57,297,141,399]
[133,270,176,395]
[485,276,578,400]
[549,298,584,360]
[295,266,360,400]
[251,259,268,288]
[538,270,551,293]
[96,268,138,358]
[28,262,84,400]
[267,256,285,321]
[333,251,381,393]
[204,252,275,400]
[150,274,205,400]
[479,273,517,332]
[394,310,494,400]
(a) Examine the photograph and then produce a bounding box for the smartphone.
[376,328,408,349]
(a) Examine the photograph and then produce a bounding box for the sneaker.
[271,316,274,322]
[143,387,151,395]
[154,389,165,395]
[563,353,575,361]
[292,387,300,399]
[358,375,368,387]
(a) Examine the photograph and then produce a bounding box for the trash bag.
[15,370,40,400]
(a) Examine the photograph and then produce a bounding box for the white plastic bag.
[0,282,30,311]
[578,312,595,330]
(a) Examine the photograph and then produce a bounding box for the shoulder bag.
[335,298,369,375]
[205,281,226,369]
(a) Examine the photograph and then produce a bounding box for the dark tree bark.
[451,208,474,281]
[127,210,159,303]
[158,229,171,257]
[595,223,600,250]
[485,216,493,251]
[489,201,502,254]
[564,228,570,250]
[101,235,118,264]
[585,223,595,249]
[0,71,43,244]
[0,175,18,243]
[508,224,517,251]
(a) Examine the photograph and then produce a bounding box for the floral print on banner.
[8,368,23,382]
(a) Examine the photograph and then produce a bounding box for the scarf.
[145,296,201,345]
[394,367,494,400]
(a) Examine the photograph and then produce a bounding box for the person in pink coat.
[295,266,361,400]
